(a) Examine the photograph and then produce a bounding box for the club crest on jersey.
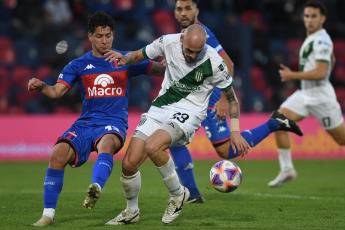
[194,70,203,82]
[65,131,77,141]
[82,72,128,99]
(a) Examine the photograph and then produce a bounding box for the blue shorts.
[201,109,230,145]
[56,119,127,168]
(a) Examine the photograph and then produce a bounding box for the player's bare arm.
[279,62,328,81]
[223,86,251,156]
[104,49,146,66]
[28,78,69,99]
[213,93,229,121]
[148,62,166,77]
[213,52,233,120]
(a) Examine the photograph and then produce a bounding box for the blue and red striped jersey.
[57,49,153,128]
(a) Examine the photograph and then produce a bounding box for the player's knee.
[122,159,138,176]
[143,140,159,158]
[49,152,69,169]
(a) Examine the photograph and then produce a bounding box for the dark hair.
[304,0,327,15]
[87,11,115,33]
[175,0,198,6]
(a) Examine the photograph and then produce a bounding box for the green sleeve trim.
[142,46,149,59]
[221,82,233,92]
[316,59,329,63]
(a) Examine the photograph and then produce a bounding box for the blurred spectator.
[44,0,72,27]
[10,0,44,39]
[2,0,345,114]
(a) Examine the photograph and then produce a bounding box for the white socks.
[121,171,141,212]
[157,156,182,196]
[43,208,55,220]
[278,148,295,171]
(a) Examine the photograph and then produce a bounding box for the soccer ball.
[209,160,242,193]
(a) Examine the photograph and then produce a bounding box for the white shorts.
[281,90,344,130]
[134,106,202,146]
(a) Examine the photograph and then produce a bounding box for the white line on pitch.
[239,191,344,201]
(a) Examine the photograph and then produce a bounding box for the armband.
[230,118,240,132]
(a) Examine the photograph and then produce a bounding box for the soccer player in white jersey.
[103,24,250,224]
[268,0,345,187]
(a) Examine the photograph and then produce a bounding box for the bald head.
[180,24,207,63]
[184,24,207,47]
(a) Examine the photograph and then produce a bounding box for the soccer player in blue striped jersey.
[28,11,165,226]
[172,0,303,203]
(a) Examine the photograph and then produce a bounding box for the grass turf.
[0,160,344,229]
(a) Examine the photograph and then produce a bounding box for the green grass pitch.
[0,160,344,229]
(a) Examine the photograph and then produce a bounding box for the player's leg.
[33,142,75,227]
[169,145,203,203]
[227,110,303,159]
[268,107,304,187]
[84,133,123,210]
[145,124,189,224]
[320,101,345,145]
[327,123,345,145]
[106,136,148,225]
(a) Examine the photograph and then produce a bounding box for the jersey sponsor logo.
[58,74,63,79]
[84,64,95,70]
[82,71,129,99]
[95,74,114,87]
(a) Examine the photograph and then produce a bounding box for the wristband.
[230,118,240,132]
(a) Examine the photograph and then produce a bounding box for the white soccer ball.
[209,160,242,193]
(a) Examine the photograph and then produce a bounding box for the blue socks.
[44,168,64,209]
[91,153,113,189]
[169,145,200,199]
[228,119,279,159]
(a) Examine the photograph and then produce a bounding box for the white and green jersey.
[143,33,232,121]
[299,29,335,104]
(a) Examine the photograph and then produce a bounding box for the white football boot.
[83,183,101,210]
[32,215,54,227]
[105,209,140,225]
[268,169,297,187]
[162,186,190,224]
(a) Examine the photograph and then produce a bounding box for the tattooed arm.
[223,87,251,157]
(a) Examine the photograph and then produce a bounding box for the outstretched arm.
[279,62,328,82]
[213,52,234,120]
[105,49,146,66]
[28,78,69,100]
[223,86,251,157]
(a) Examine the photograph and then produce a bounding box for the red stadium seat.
[0,67,9,97]
[250,66,272,102]
[11,66,33,89]
[286,38,303,71]
[240,10,267,31]
[335,87,345,111]
[333,39,345,65]
[0,46,16,66]
[0,36,13,48]
[36,65,53,80]
[152,10,179,35]
[334,66,345,83]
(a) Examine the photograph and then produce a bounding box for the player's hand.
[213,96,229,121]
[104,50,128,66]
[28,78,44,91]
[279,64,294,82]
[230,131,251,157]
